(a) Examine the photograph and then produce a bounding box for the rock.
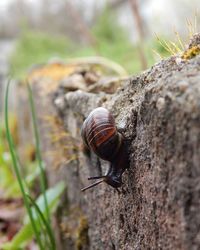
[88,76,129,94]
[156,97,165,110]
[60,74,87,91]
[26,34,200,250]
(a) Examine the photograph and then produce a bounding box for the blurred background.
[0,0,199,79]
[0,0,199,248]
[0,0,199,117]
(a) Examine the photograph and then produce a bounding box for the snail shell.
[81,107,122,161]
[81,107,129,191]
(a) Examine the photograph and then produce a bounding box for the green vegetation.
[10,31,74,78]
[28,83,50,224]
[10,10,167,79]
[2,183,64,249]
[1,80,65,249]
[0,119,21,198]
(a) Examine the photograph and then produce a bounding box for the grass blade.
[27,82,50,224]
[26,194,56,249]
[2,182,65,249]
[4,79,44,250]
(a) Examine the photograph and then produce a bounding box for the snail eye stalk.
[81,179,104,192]
[88,176,106,180]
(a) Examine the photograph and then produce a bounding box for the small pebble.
[175,57,184,65]
[177,81,189,92]
[60,74,86,91]
[54,97,65,110]
[156,97,165,110]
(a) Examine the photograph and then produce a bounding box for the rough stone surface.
[29,35,200,250]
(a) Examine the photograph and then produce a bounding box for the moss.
[59,207,89,249]
[2,114,19,147]
[181,45,200,60]
[24,143,36,162]
[38,114,78,169]
[76,217,89,250]
[28,63,76,82]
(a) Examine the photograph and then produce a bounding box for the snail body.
[81,107,129,191]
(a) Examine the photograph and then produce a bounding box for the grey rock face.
[29,35,200,250]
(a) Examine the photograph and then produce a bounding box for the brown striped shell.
[81,107,121,161]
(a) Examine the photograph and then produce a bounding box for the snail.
[81,107,129,191]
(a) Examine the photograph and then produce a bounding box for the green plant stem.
[5,79,44,250]
[27,83,50,224]
[27,195,56,250]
